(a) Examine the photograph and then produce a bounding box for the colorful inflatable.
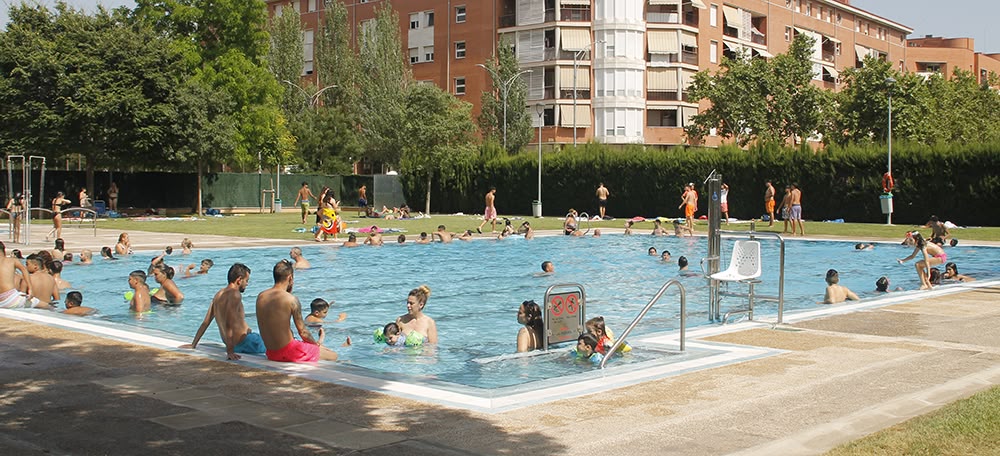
[319,207,343,235]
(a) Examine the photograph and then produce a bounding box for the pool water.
[56,234,1000,389]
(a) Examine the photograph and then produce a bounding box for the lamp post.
[573,40,604,146]
[477,64,532,150]
[885,77,895,225]
[535,103,544,218]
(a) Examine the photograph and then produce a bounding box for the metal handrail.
[714,230,785,323]
[600,279,686,369]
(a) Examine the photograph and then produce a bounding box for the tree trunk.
[196,159,203,216]
[424,173,432,215]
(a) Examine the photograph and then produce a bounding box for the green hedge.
[400,142,1000,226]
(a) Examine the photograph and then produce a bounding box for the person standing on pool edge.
[477,187,498,234]
[595,183,610,220]
[764,181,776,227]
[256,259,339,362]
[183,263,266,360]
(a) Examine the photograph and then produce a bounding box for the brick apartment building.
[267,0,914,146]
[905,35,1000,86]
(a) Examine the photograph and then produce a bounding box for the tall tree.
[769,35,826,144]
[316,0,361,110]
[357,3,411,167]
[0,3,182,197]
[478,38,532,153]
[267,7,305,117]
[135,0,293,213]
[399,84,477,214]
[826,57,926,145]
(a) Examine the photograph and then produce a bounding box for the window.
[710,40,718,63]
[424,46,435,62]
[409,48,419,64]
[784,26,792,42]
[647,110,678,127]
[836,12,842,24]
[455,41,466,59]
[455,5,466,23]
[709,4,717,27]
[806,3,811,16]
[455,77,466,95]
[426,11,435,27]
[410,13,420,29]
[785,0,792,8]
[308,0,316,12]
[835,42,841,55]
[303,29,314,75]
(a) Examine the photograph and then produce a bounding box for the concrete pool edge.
[4,279,998,413]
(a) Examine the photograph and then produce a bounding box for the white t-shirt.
[720,188,728,204]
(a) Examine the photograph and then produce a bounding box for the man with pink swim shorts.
[476,187,498,234]
[256,259,339,363]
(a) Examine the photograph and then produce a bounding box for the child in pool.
[305,298,347,342]
[374,322,425,347]
[586,316,632,355]
[571,333,604,365]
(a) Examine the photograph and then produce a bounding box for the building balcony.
[682,50,698,65]
[559,89,591,99]
[561,7,591,22]
[822,51,835,63]
[647,91,680,101]
[543,87,555,99]
[499,14,516,28]
[647,51,698,65]
[646,12,681,24]
[751,34,766,46]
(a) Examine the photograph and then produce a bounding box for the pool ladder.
[600,279,686,369]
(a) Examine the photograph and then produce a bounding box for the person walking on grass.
[477,187,498,234]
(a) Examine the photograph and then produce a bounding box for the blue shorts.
[234,332,266,354]
[790,204,802,221]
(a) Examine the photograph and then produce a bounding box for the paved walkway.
[2,227,999,455]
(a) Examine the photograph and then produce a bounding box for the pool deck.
[3,226,1000,455]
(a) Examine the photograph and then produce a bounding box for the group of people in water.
[822,216,974,304]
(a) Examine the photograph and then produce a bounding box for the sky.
[1,0,998,53]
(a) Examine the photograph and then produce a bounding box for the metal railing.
[600,279,686,368]
[28,207,98,238]
[708,227,786,324]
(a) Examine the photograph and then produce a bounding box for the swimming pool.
[19,234,1000,392]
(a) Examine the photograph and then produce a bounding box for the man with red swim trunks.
[256,260,339,363]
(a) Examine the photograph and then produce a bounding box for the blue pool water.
[53,234,999,389]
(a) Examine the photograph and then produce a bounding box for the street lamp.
[535,103,545,218]
[282,80,339,109]
[573,40,604,146]
[477,64,532,150]
[885,77,895,225]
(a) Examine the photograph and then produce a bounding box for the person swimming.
[373,322,424,347]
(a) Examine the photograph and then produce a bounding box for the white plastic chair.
[710,240,762,322]
[710,240,762,283]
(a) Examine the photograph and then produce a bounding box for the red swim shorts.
[266,339,320,363]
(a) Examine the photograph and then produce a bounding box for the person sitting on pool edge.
[823,269,859,304]
[516,300,544,352]
[571,333,604,365]
[63,290,95,316]
[256,260,340,363]
[183,263,268,360]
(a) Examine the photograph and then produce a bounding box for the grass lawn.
[827,385,1000,455]
[46,211,1000,243]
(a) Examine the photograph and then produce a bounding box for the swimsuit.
[934,252,947,263]
[766,200,775,213]
[484,206,497,221]
[685,203,696,218]
[265,339,320,363]
[358,197,367,207]
[790,204,802,220]
[234,332,266,354]
[0,288,28,309]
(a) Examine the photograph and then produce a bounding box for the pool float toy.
[319,207,344,235]
[372,327,425,347]
[124,288,159,301]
